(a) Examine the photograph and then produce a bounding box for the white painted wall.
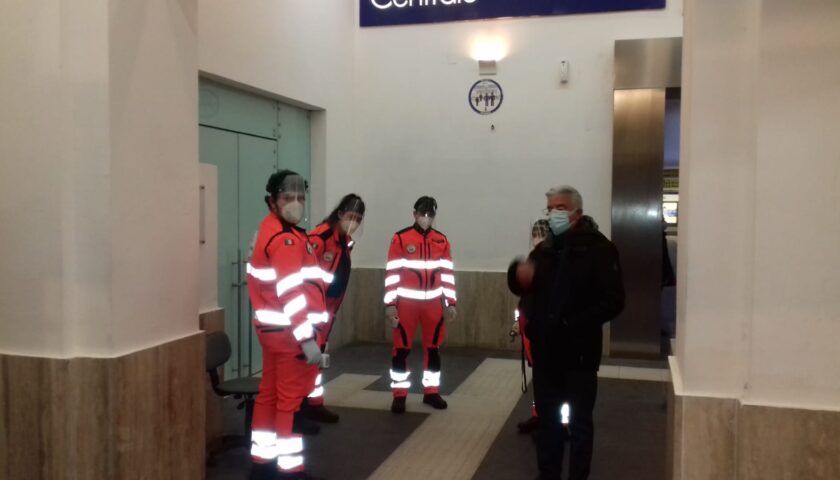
[675,0,758,400]
[0,0,199,358]
[747,0,840,410]
[0,0,92,357]
[352,3,684,270]
[198,1,682,272]
[677,0,840,410]
[106,0,200,356]
[199,0,358,226]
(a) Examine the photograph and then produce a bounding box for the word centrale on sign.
[361,0,666,27]
[371,0,477,9]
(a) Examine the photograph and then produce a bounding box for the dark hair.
[264,169,303,207]
[324,194,366,225]
[413,196,437,216]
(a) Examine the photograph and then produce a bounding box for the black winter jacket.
[508,217,624,371]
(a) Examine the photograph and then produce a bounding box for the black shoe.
[391,396,406,414]
[304,403,340,424]
[423,393,448,410]
[292,411,321,435]
[250,462,278,480]
[517,415,539,434]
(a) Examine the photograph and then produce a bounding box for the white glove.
[385,305,399,329]
[445,306,457,322]
[301,339,322,365]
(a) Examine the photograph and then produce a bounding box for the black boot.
[292,410,321,435]
[250,462,278,480]
[391,396,406,414]
[303,402,340,423]
[517,415,539,434]
[423,393,448,410]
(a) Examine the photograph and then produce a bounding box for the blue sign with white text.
[360,0,667,27]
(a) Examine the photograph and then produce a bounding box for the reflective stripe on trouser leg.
[273,353,318,473]
[252,350,279,464]
[391,300,419,398]
[423,347,442,394]
[275,436,304,472]
[307,372,325,406]
[250,430,279,461]
[390,348,411,397]
[390,369,411,389]
[420,300,445,394]
[422,370,441,388]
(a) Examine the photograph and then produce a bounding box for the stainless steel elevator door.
[610,88,666,358]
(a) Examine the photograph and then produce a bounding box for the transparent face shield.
[276,174,308,225]
[414,200,437,231]
[530,218,550,250]
[414,212,435,231]
[338,198,365,241]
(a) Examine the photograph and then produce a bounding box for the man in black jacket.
[508,185,624,480]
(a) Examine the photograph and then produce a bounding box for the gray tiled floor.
[206,343,668,480]
[473,378,668,480]
[325,342,517,395]
[207,407,427,480]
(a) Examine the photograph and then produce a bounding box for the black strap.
[520,335,528,394]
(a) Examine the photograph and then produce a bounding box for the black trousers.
[532,366,598,480]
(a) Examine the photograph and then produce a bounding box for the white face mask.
[281,201,305,224]
[416,216,433,231]
[340,219,360,235]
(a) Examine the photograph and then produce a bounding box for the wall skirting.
[0,332,205,480]
[669,384,840,479]
[199,308,226,450]
[333,268,520,351]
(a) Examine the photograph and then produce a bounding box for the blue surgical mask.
[548,210,572,235]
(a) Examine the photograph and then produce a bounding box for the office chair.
[205,331,261,464]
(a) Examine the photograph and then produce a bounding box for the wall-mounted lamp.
[470,36,507,76]
[478,60,497,76]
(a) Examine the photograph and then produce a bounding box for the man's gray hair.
[545,185,583,211]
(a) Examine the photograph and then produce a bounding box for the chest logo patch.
[306,242,314,255]
[324,252,335,262]
[407,244,417,254]
[284,239,295,246]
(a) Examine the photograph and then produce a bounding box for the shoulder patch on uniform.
[284,238,295,246]
[407,244,417,254]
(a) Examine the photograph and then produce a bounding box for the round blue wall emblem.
[469,79,503,115]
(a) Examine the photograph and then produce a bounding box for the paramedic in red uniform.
[302,194,366,424]
[247,170,332,480]
[384,196,457,414]
[510,219,550,434]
